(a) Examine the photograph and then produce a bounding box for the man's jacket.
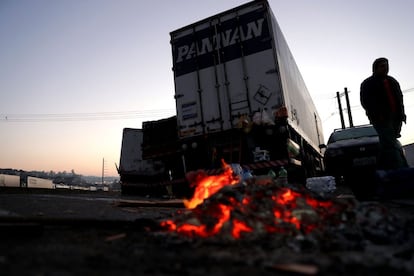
[360,75,405,124]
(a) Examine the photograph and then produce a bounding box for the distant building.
[403,143,414,167]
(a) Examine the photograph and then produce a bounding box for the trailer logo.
[176,18,265,63]
[172,10,271,76]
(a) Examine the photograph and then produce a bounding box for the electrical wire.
[321,87,414,122]
[2,88,412,123]
[0,109,176,123]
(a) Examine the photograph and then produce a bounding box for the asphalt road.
[0,189,182,222]
[0,189,186,275]
[1,188,414,276]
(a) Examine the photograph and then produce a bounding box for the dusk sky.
[1,0,413,177]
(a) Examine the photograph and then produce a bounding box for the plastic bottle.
[242,169,253,181]
[278,166,288,186]
[267,169,276,179]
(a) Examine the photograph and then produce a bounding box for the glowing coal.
[183,160,240,209]
[161,161,349,239]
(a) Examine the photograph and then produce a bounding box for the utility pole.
[102,158,105,185]
[336,91,345,129]
[314,112,322,148]
[336,87,354,129]
[344,87,353,127]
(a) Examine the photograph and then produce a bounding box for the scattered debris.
[271,263,319,275]
[104,232,127,242]
[113,199,184,208]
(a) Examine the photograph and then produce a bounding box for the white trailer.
[0,174,20,187]
[120,0,326,195]
[168,0,324,178]
[27,176,55,189]
[171,0,323,149]
[119,128,167,194]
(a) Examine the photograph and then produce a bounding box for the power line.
[0,109,176,123]
[321,86,414,122]
[3,87,412,123]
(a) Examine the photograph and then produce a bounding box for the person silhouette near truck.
[360,57,408,170]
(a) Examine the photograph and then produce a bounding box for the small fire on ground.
[161,160,348,239]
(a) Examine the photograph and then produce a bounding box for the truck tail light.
[274,106,288,119]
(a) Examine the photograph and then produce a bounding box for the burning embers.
[182,160,240,209]
[161,161,349,239]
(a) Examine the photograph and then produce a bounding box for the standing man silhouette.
[360,57,408,169]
